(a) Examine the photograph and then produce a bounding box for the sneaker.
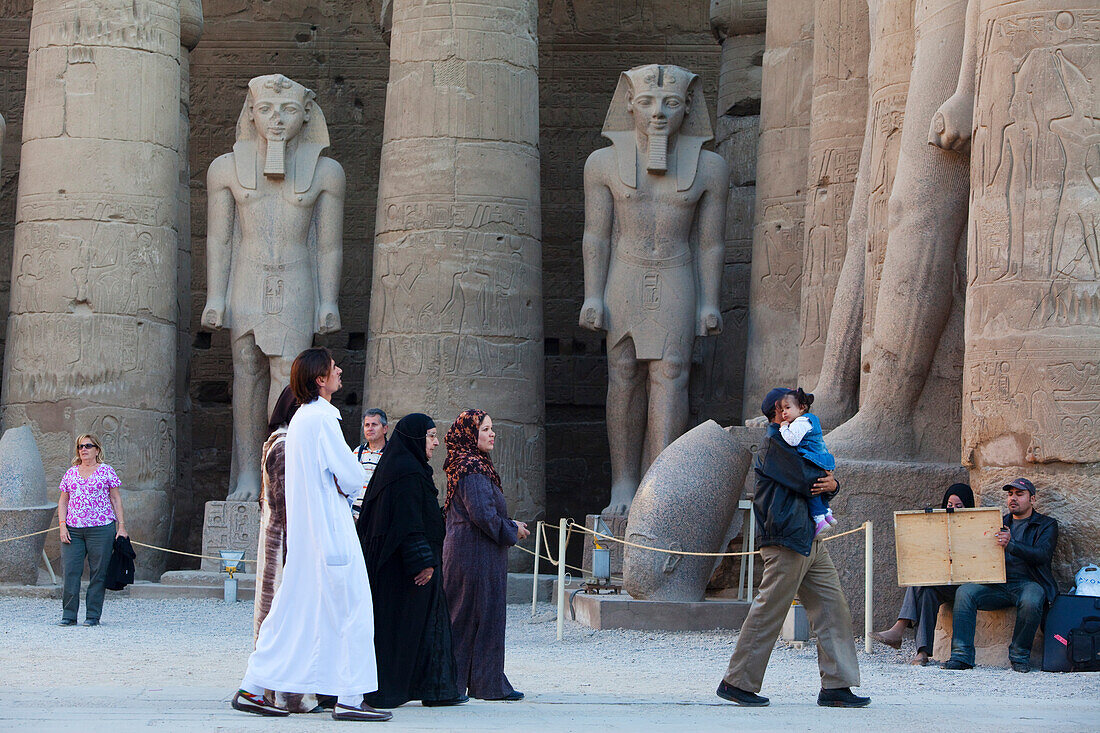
[1011,661,1031,673]
[57,619,77,626]
[716,681,769,707]
[818,688,870,708]
[331,702,393,721]
[83,619,99,627]
[940,659,974,670]
[813,518,833,538]
[231,690,290,717]
[825,512,838,526]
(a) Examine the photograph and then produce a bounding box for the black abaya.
[356,414,460,707]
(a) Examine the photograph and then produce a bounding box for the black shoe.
[716,681,769,707]
[331,702,393,721]
[57,619,77,626]
[485,691,524,701]
[1011,661,1031,673]
[817,688,870,708]
[940,659,974,670]
[83,619,99,627]
[423,695,469,707]
[231,690,290,717]
[317,695,338,710]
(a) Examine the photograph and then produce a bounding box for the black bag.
[1069,617,1100,672]
[1043,594,1100,672]
[105,535,136,591]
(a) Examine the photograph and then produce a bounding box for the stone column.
[956,0,1099,586]
[3,0,182,578]
[796,0,868,390]
[364,0,545,527]
[741,0,814,419]
[698,0,766,425]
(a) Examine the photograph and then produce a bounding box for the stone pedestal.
[825,458,968,631]
[572,592,751,631]
[933,605,1043,668]
[199,500,259,572]
[364,0,545,546]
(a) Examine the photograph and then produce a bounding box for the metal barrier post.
[531,520,542,617]
[864,520,873,653]
[556,518,567,641]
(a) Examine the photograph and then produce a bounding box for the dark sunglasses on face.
[78,444,97,450]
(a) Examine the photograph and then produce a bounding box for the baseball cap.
[761,387,792,418]
[1003,477,1036,495]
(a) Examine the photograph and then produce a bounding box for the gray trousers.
[61,522,115,622]
[724,540,861,692]
[898,585,956,654]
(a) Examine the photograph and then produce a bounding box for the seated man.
[942,478,1058,673]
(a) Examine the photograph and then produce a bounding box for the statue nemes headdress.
[601,64,713,191]
[234,74,330,194]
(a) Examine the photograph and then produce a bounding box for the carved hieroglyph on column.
[742,0,815,419]
[797,0,868,390]
[932,0,1100,583]
[812,0,914,427]
[2,0,183,578]
[202,75,345,502]
[364,0,545,526]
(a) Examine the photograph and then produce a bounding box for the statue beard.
[263,139,286,179]
[646,132,668,174]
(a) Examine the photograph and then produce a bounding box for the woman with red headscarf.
[442,409,529,701]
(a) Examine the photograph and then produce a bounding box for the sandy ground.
[1,595,1098,732]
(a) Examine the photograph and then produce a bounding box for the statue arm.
[202,156,234,330]
[580,152,613,331]
[696,155,728,336]
[315,159,347,335]
[929,0,981,151]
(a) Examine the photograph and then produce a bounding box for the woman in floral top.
[57,434,127,627]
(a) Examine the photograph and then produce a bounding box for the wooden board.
[894,507,1006,586]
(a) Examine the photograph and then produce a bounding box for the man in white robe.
[232,347,391,722]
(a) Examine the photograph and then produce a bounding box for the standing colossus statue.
[202,75,345,501]
[580,65,729,515]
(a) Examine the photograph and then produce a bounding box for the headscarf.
[268,385,299,430]
[941,482,974,509]
[356,413,440,569]
[442,409,501,514]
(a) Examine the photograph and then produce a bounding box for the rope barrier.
[0,523,252,565]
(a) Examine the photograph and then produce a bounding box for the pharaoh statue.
[580,64,729,515]
[202,75,346,500]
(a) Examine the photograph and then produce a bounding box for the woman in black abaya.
[356,413,465,708]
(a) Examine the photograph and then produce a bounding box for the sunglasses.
[77,443,97,450]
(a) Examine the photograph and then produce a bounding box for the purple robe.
[442,473,519,699]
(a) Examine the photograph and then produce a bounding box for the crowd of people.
[231,348,527,721]
[51,351,1063,720]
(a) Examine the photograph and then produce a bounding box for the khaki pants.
[723,540,860,692]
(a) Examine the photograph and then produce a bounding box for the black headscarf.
[268,385,299,431]
[941,482,975,509]
[356,414,443,570]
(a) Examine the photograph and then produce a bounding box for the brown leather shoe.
[231,690,289,717]
[331,702,393,722]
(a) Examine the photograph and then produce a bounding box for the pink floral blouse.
[60,464,121,528]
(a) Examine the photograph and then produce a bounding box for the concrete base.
[933,604,1043,668]
[571,592,751,631]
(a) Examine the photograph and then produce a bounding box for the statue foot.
[825,410,918,462]
[602,481,637,517]
[227,471,262,502]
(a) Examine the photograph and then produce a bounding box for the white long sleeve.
[780,415,812,446]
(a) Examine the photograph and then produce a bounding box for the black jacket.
[105,535,136,591]
[753,423,837,556]
[1003,510,1058,603]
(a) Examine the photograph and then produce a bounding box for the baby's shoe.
[813,516,832,538]
[825,510,838,526]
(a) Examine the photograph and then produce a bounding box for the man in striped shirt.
[352,408,388,520]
